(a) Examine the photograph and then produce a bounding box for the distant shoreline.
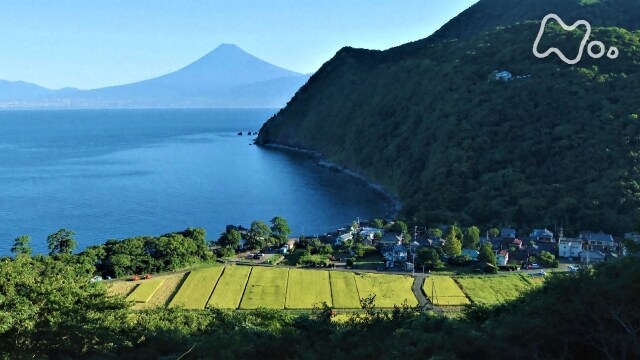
[259,143,402,219]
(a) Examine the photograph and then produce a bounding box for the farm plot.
[354,273,418,308]
[286,269,332,309]
[108,281,138,298]
[126,278,166,303]
[423,276,470,306]
[133,272,187,310]
[329,271,361,309]
[239,267,289,309]
[169,267,223,309]
[456,275,538,305]
[207,266,252,309]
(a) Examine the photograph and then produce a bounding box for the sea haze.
[0,109,390,255]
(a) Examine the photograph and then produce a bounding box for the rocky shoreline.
[258,142,402,219]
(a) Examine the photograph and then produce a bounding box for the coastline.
[259,142,402,219]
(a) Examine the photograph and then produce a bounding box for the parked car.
[253,254,262,259]
[530,270,546,277]
[531,263,540,269]
[568,265,580,272]
[256,253,264,257]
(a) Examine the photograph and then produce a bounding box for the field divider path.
[412,274,428,307]
[205,267,226,307]
[238,267,253,308]
[168,267,224,309]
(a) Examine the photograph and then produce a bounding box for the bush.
[298,254,330,267]
[538,251,559,268]
[449,254,473,267]
[346,258,355,267]
[218,247,236,258]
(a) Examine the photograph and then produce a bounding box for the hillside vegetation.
[2,252,638,359]
[258,10,640,233]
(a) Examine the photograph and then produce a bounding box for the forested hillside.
[258,0,640,234]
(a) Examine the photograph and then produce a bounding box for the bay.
[0,109,390,255]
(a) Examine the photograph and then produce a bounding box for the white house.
[497,250,509,266]
[359,227,383,239]
[496,70,513,81]
[335,233,353,246]
[558,238,583,258]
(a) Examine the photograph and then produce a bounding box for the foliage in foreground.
[1,254,638,359]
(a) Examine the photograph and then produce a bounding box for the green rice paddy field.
[111,265,419,310]
[424,274,543,306]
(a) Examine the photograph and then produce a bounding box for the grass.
[169,267,224,309]
[126,278,166,303]
[456,274,538,305]
[207,266,252,309]
[239,267,289,309]
[132,272,187,310]
[286,269,332,309]
[353,255,385,270]
[329,271,361,309]
[107,281,138,298]
[424,276,470,306]
[354,273,418,308]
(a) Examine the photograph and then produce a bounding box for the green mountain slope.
[258,0,640,234]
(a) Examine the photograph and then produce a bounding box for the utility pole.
[412,253,416,276]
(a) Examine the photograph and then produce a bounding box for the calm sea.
[0,109,390,255]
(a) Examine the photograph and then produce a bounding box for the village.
[220,218,639,277]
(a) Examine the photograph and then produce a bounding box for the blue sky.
[0,1,477,89]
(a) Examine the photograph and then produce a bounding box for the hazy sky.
[0,1,478,90]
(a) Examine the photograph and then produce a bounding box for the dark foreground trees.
[1,250,638,359]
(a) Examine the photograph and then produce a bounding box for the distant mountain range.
[0,44,311,108]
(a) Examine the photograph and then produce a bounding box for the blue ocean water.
[0,108,390,255]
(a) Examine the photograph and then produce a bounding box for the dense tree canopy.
[258,19,640,234]
[10,235,31,256]
[463,226,480,250]
[46,229,77,255]
[479,242,497,266]
[248,220,272,250]
[270,216,291,245]
[443,225,463,257]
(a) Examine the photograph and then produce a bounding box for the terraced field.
[355,273,418,308]
[424,276,470,306]
[126,278,165,303]
[286,269,332,309]
[329,271,361,309]
[168,267,224,309]
[456,275,541,305]
[239,267,290,309]
[207,266,252,309]
[111,266,418,310]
